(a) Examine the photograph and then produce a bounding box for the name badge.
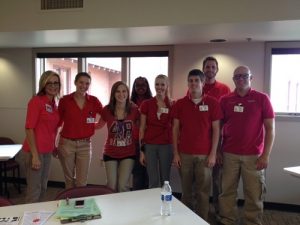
[86,117,95,123]
[45,104,53,113]
[160,107,169,114]
[199,105,208,111]
[234,105,244,112]
[117,140,126,146]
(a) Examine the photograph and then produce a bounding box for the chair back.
[55,185,115,200]
[0,137,15,145]
[0,196,12,207]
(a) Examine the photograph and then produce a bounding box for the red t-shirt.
[101,104,140,158]
[172,95,222,155]
[140,97,173,144]
[58,93,103,139]
[203,81,231,100]
[220,89,275,155]
[23,95,60,153]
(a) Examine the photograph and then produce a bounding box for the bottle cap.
[164,181,169,184]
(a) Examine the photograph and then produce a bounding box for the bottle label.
[161,194,172,201]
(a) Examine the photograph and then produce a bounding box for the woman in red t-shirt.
[22,71,60,203]
[99,81,140,192]
[139,74,173,188]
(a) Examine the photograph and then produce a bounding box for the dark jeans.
[132,143,148,190]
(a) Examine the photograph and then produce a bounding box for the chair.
[55,185,115,200]
[0,196,12,207]
[0,137,21,197]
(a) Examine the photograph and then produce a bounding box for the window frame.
[265,41,300,121]
[32,45,173,95]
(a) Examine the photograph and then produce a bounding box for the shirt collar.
[234,88,252,97]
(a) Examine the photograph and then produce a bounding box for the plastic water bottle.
[160,181,172,216]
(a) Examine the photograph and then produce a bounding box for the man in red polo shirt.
[172,69,222,221]
[218,66,275,225]
[203,56,231,100]
[202,56,231,215]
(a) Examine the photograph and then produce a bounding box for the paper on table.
[22,211,54,225]
[0,216,21,225]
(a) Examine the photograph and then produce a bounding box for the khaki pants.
[104,158,135,192]
[180,153,211,221]
[58,137,92,189]
[219,153,266,225]
[25,152,52,203]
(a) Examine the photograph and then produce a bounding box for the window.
[129,57,168,93]
[266,42,300,115]
[34,48,170,105]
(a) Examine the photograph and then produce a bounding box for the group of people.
[22,56,275,225]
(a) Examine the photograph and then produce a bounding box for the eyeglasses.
[233,74,251,80]
[46,81,60,87]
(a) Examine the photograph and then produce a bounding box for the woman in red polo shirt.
[99,81,139,192]
[58,72,103,189]
[23,70,60,203]
[139,74,173,188]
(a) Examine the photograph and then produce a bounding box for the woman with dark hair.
[130,77,153,190]
[58,72,103,189]
[99,81,139,192]
[23,70,61,203]
[139,74,173,188]
[131,77,153,106]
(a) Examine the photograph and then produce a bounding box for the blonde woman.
[139,74,173,188]
[22,70,61,203]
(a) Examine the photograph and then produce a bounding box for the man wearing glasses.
[218,66,275,225]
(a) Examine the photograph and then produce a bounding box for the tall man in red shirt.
[218,66,275,225]
[203,56,231,100]
[173,69,222,221]
[202,56,231,214]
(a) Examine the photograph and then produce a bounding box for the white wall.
[0,42,299,205]
[1,0,300,31]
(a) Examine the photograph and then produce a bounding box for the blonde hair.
[155,74,170,99]
[37,70,61,97]
[155,74,172,106]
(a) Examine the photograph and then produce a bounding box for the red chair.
[55,185,115,200]
[0,196,12,207]
[0,137,21,197]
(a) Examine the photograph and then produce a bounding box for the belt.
[63,137,91,142]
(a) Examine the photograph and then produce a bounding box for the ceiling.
[1,20,300,48]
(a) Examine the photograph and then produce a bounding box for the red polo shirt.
[140,97,173,144]
[220,89,275,155]
[172,95,222,155]
[203,81,231,100]
[101,104,140,158]
[23,95,60,153]
[59,93,103,139]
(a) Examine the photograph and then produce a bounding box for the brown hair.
[108,81,132,115]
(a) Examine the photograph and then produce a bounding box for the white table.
[284,166,300,178]
[0,188,209,225]
[0,144,22,161]
[0,144,22,196]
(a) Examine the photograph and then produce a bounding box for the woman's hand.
[140,151,146,166]
[31,155,41,170]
